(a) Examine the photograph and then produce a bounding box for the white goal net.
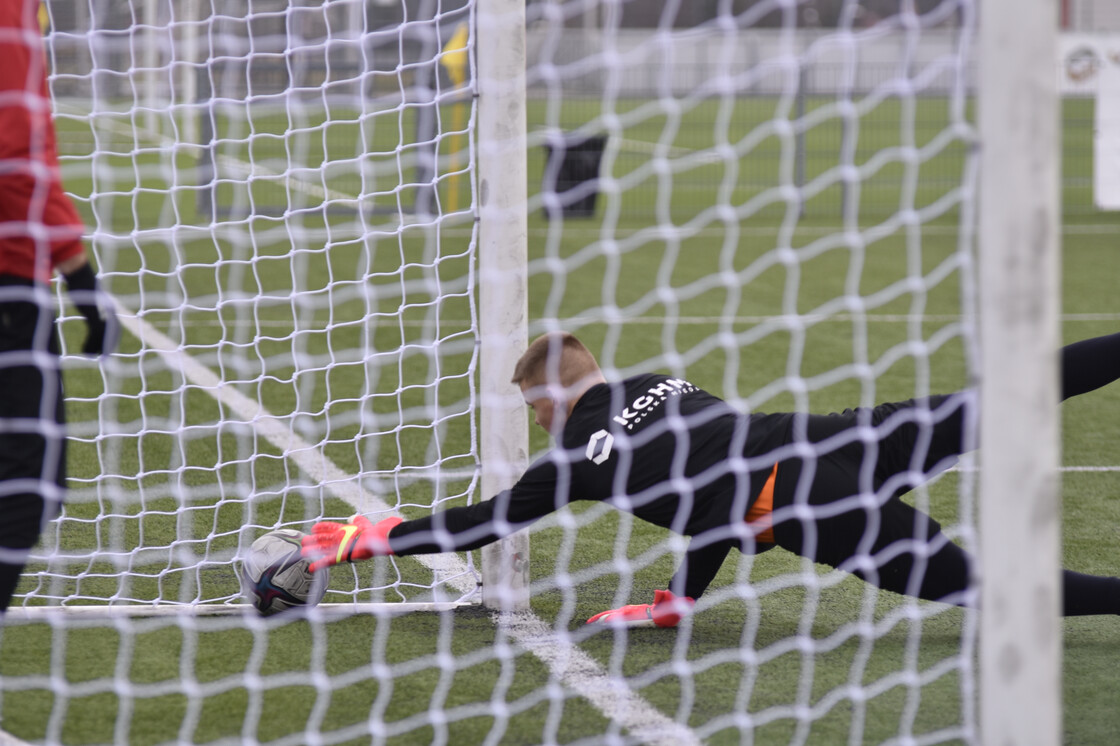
[27,0,484,611]
[0,0,1062,744]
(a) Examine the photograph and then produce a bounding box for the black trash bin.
[542,134,607,219]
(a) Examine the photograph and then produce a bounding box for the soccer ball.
[239,529,329,616]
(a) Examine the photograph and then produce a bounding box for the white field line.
[110,298,701,746]
[510,223,1120,238]
[153,312,1120,330]
[426,223,1120,238]
[79,221,1120,248]
[0,729,33,746]
[949,465,1120,473]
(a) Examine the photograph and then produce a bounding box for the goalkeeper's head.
[512,332,606,433]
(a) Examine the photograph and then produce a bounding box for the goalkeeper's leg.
[774,461,1120,615]
[857,330,1120,611]
[772,451,969,603]
[848,499,1120,615]
[862,330,1120,488]
[1060,330,1120,401]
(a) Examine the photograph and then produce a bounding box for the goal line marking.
[109,298,702,746]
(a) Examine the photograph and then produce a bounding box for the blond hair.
[511,332,600,388]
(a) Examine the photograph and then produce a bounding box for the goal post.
[978,0,1062,742]
[476,0,532,612]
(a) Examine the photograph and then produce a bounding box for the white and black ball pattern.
[239,529,329,616]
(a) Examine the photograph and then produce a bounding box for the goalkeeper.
[0,0,118,613]
[303,331,1120,627]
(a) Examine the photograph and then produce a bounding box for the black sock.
[1062,569,1120,616]
[1061,331,1120,401]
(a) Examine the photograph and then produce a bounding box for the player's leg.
[867,392,973,490]
[861,329,1120,486]
[849,508,1120,615]
[774,405,974,603]
[0,493,48,612]
[779,394,973,510]
[770,446,966,602]
[1060,330,1120,401]
[772,331,1120,609]
[0,399,64,613]
[774,465,1120,614]
[0,294,66,613]
[878,526,1120,615]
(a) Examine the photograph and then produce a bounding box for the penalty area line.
[110,298,702,746]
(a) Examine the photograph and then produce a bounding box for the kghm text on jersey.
[611,378,697,430]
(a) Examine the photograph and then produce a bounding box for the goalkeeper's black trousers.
[0,292,66,614]
[771,331,1120,616]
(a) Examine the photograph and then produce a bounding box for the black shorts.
[769,393,974,598]
[0,284,66,550]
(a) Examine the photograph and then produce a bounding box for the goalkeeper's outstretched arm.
[301,457,565,570]
[583,532,774,629]
[581,540,733,630]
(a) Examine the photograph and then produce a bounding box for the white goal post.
[476,0,532,611]
[978,0,1062,743]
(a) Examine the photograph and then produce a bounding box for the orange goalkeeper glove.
[300,515,403,573]
[586,589,695,629]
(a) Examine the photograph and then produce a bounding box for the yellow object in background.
[440,23,469,87]
[440,23,470,213]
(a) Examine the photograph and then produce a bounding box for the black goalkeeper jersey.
[387,374,796,596]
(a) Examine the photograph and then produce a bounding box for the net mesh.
[27,0,481,608]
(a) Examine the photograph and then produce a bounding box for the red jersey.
[0,0,84,284]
